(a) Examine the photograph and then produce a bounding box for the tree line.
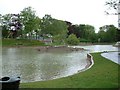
[0,6,119,45]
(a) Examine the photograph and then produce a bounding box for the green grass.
[2,38,45,46]
[20,52,119,88]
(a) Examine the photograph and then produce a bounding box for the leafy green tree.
[34,16,41,39]
[41,14,53,35]
[41,14,68,43]
[98,25,117,42]
[1,14,11,38]
[20,6,41,39]
[52,34,65,44]
[1,15,6,38]
[76,24,96,42]
[84,25,96,40]
[69,24,82,38]
[51,20,68,44]
[105,25,117,42]
[1,14,22,38]
[98,27,106,42]
[116,29,120,41]
[1,25,8,38]
[66,23,97,43]
[66,34,79,45]
[41,15,68,35]
[78,24,86,38]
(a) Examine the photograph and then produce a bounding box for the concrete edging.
[86,53,94,70]
[78,53,94,72]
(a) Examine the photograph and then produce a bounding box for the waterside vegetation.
[1,6,119,46]
[2,38,45,47]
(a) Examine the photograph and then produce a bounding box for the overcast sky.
[0,0,118,32]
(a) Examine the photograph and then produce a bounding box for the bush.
[79,38,91,43]
[66,34,79,45]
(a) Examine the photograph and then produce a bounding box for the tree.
[78,24,86,39]
[41,14,54,35]
[1,14,12,38]
[66,22,97,42]
[33,16,41,39]
[51,20,68,44]
[1,14,8,38]
[1,14,22,38]
[105,0,119,15]
[84,25,96,42]
[41,15,67,36]
[105,25,117,42]
[116,28,120,41]
[74,24,96,42]
[98,25,117,42]
[20,6,41,39]
[67,24,81,38]
[105,0,120,42]
[41,14,68,43]
[98,27,106,42]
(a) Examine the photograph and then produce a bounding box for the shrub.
[79,38,91,43]
[66,34,79,45]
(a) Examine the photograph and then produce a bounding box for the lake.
[2,47,88,82]
[101,52,120,64]
[1,45,118,82]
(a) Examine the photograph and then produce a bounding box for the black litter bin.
[0,76,20,90]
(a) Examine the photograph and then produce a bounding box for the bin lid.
[0,76,20,83]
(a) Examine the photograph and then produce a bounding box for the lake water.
[1,45,119,82]
[2,47,88,82]
[71,45,118,52]
[101,52,120,64]
[72,45,119,64]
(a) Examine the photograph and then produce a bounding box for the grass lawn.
[20,52,120,88]
[2,38,45,46]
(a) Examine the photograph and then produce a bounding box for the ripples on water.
[2,47,87,82]
[1,45,118,82]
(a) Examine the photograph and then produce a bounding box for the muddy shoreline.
[36,46,85,52]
